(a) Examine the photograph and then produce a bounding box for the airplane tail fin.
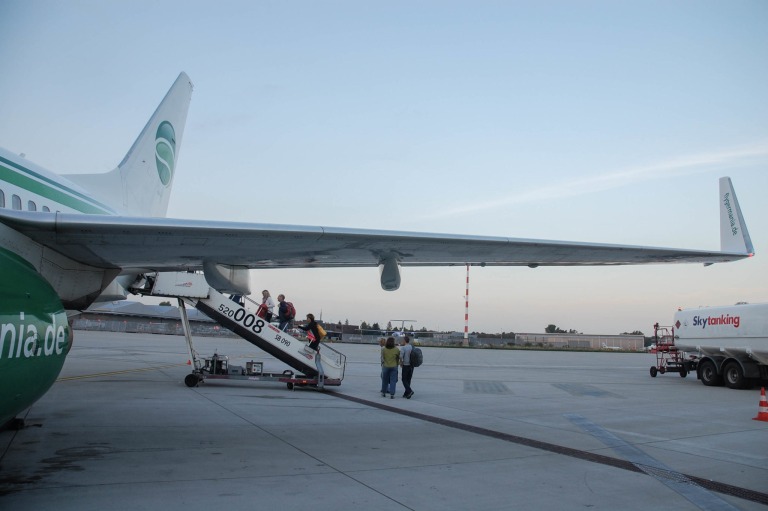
[719,177,754,256]
[64,72,193,217]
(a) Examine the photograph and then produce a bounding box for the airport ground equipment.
[652,303,768,389]
[135,272,346,389]
[182,353,294,388]
[649,324,689,378]
[181,350,342,389]
[280,374,331,391]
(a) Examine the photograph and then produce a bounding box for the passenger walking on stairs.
[381,337,400,398]
[400,336,414,399]
[298,313,325,389]
[261,290,275,321]
[276,294,294,331]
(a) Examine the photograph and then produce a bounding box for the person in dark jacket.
[298,313,324,389]
[399,336,414,399]
[276,294,293,331]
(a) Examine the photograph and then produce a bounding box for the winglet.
[719,177,754,256]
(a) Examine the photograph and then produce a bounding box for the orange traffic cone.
[753,387,768,422]
[186,359,192,366]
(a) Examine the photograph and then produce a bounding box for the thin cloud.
[426,143,768,219]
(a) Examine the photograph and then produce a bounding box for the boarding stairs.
[136,272,346,383]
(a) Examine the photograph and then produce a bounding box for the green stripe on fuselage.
[0,156,115,214]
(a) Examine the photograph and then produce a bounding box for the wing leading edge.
[0,177,753,277]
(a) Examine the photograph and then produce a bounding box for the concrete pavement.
[1,331,766,510]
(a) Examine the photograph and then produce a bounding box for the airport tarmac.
[1,331,766,510]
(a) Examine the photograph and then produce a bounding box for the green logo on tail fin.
[155,121,176,186]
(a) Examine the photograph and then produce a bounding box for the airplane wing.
[0,176,753,294]
[0,207,751,273]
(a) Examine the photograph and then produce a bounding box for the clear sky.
[1,1,766,335]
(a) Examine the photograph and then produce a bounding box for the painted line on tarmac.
[565,414,741,511]
[332,392,768,507]
[56,363,186,381]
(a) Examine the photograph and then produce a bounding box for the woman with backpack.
[298,313,325,389]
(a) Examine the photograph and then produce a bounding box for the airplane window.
[28,200,37,211]
[12,194,21,210]
[0,189,4,208]
[42,205,50,212]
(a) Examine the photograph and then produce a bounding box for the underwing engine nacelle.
[378,257,401,291]
[202,261,251,296]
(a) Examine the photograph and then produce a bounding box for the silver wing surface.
[0,210,752,273]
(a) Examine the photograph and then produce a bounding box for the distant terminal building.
[76,301,334,339]
[513,332,644,350]
[74,302,644,350]
[74,301,235,337]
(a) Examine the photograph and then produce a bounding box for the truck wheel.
[679,368,687,378]
[184,374,199,388]
[699,360,723,387]
[723,361,747,390]
[650,367,658,377]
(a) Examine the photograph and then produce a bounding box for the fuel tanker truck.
[656,302,768,389]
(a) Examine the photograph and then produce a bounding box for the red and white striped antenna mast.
[463,264,470,347]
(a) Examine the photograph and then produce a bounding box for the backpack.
[285,301,296,320]
[316,324,327,340]
[410,346,423,367]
